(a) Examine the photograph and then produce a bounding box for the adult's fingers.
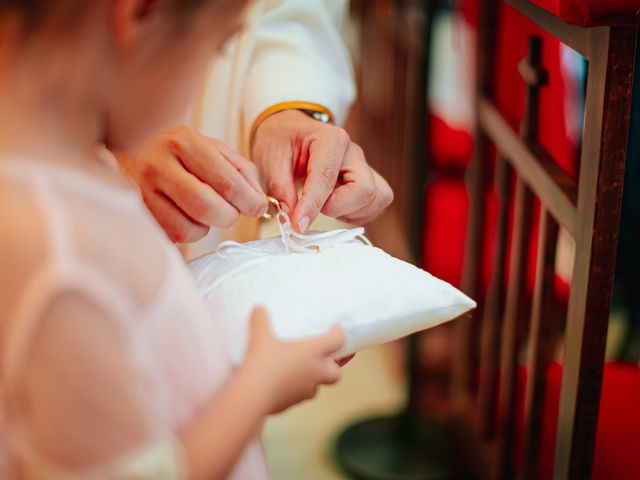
[338,169,394,225]
[143,191,209,244]
[171,133,267,218]
[255,141,298,215]
[321,144,376,219]
[156,159,240,228]
[214,140,265,198]
[293,128,350,232]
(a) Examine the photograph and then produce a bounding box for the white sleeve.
[242,0,357,135]
[3,287,184,479]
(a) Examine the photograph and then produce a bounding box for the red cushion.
[423,2,582,299]
[462,0,640,27]
[515,362,640,479]
[428,114,474,173]
[495,3,580,182]
[530,0,640,27]
[420,177,504,292]
[422,179,469,287]
[422,175,571,304]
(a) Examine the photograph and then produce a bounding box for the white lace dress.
[0,159,268,479]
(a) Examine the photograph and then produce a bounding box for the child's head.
[0,0,251,151]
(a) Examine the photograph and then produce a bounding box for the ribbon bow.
[215,197,371,258]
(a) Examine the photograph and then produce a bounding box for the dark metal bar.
[453,0,500,407]
[406,0,437,418]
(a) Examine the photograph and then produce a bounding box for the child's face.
[103,0,250,152]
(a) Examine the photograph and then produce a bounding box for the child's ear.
[110,0,158,47]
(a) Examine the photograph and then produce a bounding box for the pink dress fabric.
[0,159,268,479]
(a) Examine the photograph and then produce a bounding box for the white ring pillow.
[189,214,476,365]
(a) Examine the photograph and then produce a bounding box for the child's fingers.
[314,324,345,356]
[304,385,319,401]
[248,306,273,342]
[319,361,341,385]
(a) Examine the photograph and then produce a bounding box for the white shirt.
[187,0,357,259]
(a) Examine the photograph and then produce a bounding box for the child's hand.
[242,307,345,414]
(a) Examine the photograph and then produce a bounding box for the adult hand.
[115,126,268,243]
[252,110,393,233]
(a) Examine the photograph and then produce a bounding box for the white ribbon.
[215,210,371,259]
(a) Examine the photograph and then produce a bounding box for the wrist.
[234,362,273,416]
[250,101,334,145]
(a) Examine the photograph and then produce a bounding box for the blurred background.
[262,1,640,479]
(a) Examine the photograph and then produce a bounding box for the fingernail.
[298,216,310,233]
[280,202,290,213]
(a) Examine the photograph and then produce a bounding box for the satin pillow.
[189,228,476,365]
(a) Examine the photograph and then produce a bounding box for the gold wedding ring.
[263,196,281,219]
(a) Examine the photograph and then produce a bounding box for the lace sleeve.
[3,285,185,479]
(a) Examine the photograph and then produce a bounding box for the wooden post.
[520,208,559,480]
[454,0,499,413]
[497,35,547,480]
[477,156,510,439]
[553,26,636,480]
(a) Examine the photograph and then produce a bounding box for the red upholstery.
[530,0,640,27]
[423,3,580,294]
[515,362,640,479]
[494,3,580,182]
[422,179,468,287]
[422,2,636,477]
[428,114,473,173]
[422,171,571,299]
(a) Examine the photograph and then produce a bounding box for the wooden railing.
[454,1,637,478]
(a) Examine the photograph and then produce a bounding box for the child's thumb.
[249,306,273,342]
[318,324,345,355]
